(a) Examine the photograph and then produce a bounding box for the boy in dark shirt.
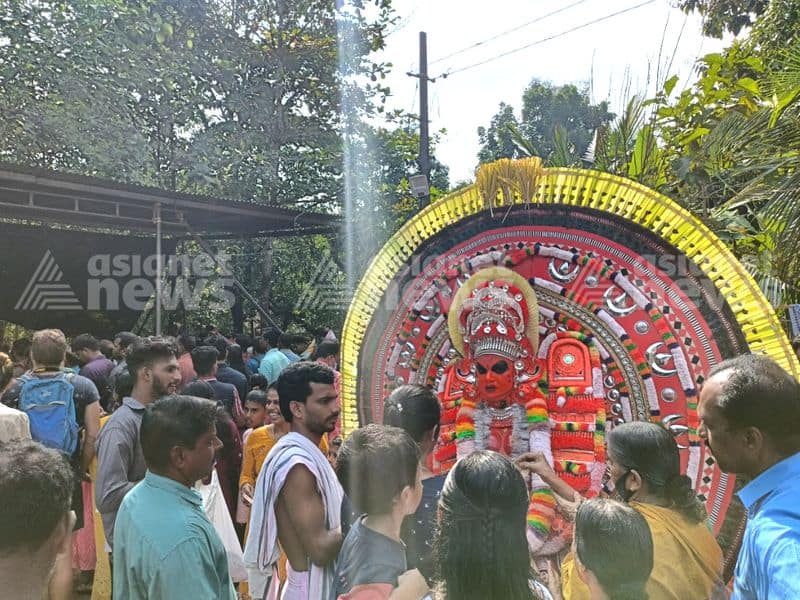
[334,424,429,600]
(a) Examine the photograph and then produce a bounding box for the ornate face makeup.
[474,354,515,405]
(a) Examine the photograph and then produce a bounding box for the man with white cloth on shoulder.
[244,361,343,600]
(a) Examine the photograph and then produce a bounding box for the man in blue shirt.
[208,335,248,402]
[698,354,800,600]
[259,328,290,384]
[248,338,267,374]
[279,332,301,363]
[113,395,236,600]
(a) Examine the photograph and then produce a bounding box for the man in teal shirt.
[113,395,236,600]
[259,328,290,384]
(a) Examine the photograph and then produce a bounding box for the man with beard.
[244,361,343,600]
[95,337,180,557]
[113,395,236,599]
[699,354,800,600]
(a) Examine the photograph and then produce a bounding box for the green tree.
[747,0,800,65]
[679,0,800,58]
[649,44,767,214]
[478,80,614,165]
[0,0,400,333]
[520,80,614,162]
[477,103,523,162]
[586,96,667,188]
[679,0,770,37]
[646,36,800,307]
[0,0,395,199]
[338,117,450,281]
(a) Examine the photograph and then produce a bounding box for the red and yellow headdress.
[448,267,539,360]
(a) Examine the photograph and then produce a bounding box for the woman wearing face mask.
[519,421,724,600]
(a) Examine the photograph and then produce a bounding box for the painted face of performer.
[475,354,515,404]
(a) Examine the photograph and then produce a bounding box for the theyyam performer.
[437,265,606,574]
[339,157,800,595]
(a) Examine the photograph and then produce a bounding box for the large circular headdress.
[341,158,800,566]
[448,266,539,359]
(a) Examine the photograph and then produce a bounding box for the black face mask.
[614,469,634,503]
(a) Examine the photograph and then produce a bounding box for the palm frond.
[506,123,538,158]
[549,124,577,167]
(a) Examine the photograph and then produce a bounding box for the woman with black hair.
[522,421,724,599]
[383,384,443,579]
[572,498,653,600]
[183,380,243,522]
[434,450,551,600]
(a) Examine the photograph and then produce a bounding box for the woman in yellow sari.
[522,422,724,600]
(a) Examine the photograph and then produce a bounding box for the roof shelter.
[0,163,339,337]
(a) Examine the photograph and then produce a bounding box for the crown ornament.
[448,267,539,359]
[471,337,523,360]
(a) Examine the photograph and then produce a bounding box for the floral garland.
[527,487,556,537]
[454,396,476,441]
[525,387,549,426]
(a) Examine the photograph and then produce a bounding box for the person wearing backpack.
[2,329,101,523]
[1,328,101,600]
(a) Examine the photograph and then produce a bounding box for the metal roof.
[0,163,339,238]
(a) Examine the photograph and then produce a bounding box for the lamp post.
[409,174,430,211]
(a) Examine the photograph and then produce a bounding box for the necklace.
[487,405,517,424]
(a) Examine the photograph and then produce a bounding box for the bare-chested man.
[244,361,343,600]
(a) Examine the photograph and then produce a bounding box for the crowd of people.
[0,326,799,599]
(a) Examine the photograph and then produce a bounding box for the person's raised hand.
[515,452,557,482]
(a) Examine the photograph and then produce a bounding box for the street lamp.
[409,174,430,199]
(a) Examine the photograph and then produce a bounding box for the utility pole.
[154,202,162,336]
[418,31,431,208]
[408,31,434,209]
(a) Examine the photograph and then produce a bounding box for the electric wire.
[436,0,658,79]
[428,0,592,66]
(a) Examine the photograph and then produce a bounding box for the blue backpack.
[18,372,79,454]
